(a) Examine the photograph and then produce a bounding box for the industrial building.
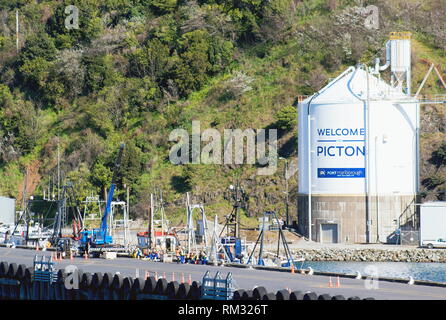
[0,196,15,225]
[297,33,420,244]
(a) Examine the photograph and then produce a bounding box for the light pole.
[279,157,289,227]
[228,183,245,239]
[225,184,239,239]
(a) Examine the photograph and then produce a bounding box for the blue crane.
[80,144,125,249]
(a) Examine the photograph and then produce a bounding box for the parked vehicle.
[420,202,446,249]
[422,239,446,249]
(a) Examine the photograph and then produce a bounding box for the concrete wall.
[297,194,417,243]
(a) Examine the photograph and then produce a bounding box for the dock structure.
[1,246,446,300]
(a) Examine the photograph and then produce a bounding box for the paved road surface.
[1,247,445,300]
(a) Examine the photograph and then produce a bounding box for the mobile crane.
[79,143,125,256]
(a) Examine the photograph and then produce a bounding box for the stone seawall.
[291,248,446,262]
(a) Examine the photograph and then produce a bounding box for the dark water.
[301,261,446,283]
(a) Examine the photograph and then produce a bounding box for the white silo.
[297,33,420,243]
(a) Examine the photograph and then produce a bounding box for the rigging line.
[42,200,55,226]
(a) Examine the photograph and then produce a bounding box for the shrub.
[274,105,296,131]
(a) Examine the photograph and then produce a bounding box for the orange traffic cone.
[328,277,333,288]
[336,276,341,288]
[188,274,192,285]
[155,272,158,281]
[291,264,295,274]
[181,273,185,284]
[70,252,74,260]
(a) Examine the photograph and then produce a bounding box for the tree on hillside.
[429,143,446,169]
[422,176,446,191]
[274,105,296,131]
[90,160,112,199]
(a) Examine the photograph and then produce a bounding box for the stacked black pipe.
[0,260,376,300]
[232,286,376,301]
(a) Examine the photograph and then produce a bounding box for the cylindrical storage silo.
[297,66,419,243]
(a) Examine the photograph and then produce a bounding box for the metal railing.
[32,255,57,284]
[201,271,236,300]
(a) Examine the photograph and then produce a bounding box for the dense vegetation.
[0,0,445,226]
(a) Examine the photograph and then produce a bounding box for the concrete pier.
[1,247,446,300]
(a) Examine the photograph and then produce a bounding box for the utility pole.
[258,214,265,265]
[212,215,218,264]
[23,168,29,245]
[160,190,166,234]
[186,192,192,253]
[149,193,154,249]
[21,168,28,212]
[227,183,243,239]
[126,185,130,219]
[57,141,60,201]
[234,185,240,239]
[218,183,246,243]
[15,9,19,53]
[284,160,289,227]
[279,157,290,227]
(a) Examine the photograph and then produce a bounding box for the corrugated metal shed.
[0,196,15,224]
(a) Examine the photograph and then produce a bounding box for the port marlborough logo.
[169,121,279,175]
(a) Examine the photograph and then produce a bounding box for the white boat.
[1,223,52,245]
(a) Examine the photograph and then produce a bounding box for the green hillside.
[0,0,445,226]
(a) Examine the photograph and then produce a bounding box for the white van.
[422,239,446,249]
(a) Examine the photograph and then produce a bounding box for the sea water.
[302,261,446,283]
